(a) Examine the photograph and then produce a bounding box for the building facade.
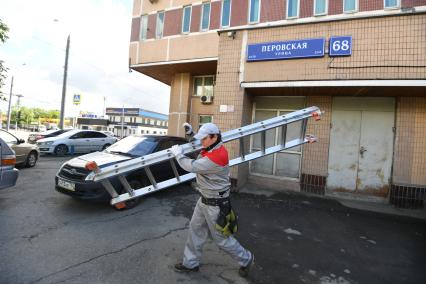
[106,107,168,137]
[129,0,426,207]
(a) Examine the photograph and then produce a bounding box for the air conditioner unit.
[200,95,213,104]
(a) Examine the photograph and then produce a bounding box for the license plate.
[58,178,75,191]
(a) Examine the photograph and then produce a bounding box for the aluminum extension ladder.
[85,106,322,207]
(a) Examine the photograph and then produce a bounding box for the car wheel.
[25,151,38,168]
[114,179,146,210]
[102,143,111,150]
[54,144,68,156]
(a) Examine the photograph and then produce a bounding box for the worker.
[170,122,254,277]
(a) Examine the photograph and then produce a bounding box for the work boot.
[174,263,199,273]
[239,253,255,277]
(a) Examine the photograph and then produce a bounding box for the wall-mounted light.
[227,31,236,39]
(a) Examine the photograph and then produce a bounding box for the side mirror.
[18,139,25,144]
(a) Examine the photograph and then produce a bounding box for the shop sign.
[247,38,325,62]
[329,36,352,57]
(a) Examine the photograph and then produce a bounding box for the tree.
[0,19,9,100]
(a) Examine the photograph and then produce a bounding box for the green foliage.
[0,19,10,100]
[9,107,60,125]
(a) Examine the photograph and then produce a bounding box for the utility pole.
[59,35,70,129]
[14,94,24,130]
[6,76,14,131]
[121,106,125,139]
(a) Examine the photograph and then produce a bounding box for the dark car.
[27,129,71,144]
[55,135,190,209]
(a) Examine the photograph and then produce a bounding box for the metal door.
[327,98,395,193]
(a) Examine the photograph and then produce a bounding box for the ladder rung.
[118,175,134,196]
[239,137,245,160]
[144,167,158,189]
[281,125,287,146]
[169,159,181,182]
[101,180,119,198]
[111,173,196,205]
[261,131,266,154]
[300,118,308,140]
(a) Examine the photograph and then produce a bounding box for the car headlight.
[44,141,54,145]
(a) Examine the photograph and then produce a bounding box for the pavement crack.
[82,205,162,225]
[32,226,188,284]
[218,270,236,284]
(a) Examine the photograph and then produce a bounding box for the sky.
[0,0,170,118]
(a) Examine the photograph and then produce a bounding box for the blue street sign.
[73,94,81,105]
[247,38,325,62]
[329,36,352,57]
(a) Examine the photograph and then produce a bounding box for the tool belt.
[201,197,238,237]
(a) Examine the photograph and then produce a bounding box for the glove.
[170,145,183,157]
[182,122,193,135]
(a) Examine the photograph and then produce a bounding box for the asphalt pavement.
[0,156,425,284]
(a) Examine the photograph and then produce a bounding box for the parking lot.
[1,155,426,284]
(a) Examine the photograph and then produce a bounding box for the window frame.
[193,75,215,97]
[220,0,232,28]
[156,11,165,39]
[384,0,400,9]
[343,0,358,14]
[182,5,192,34]
[286,0,300,19]
[248,0,261,24]
[313,0,328,16]
[140,14,148,40]
[200,2,211,31]
[199,115,213,129]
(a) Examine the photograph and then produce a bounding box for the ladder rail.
[86,106,321,183]
[110,136,312,205]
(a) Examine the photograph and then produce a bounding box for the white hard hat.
[194,123,220,140]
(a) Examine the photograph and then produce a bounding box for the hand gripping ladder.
[85,106,322,207]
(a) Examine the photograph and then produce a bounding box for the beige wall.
[168,73,192,137]
[301,96,332,177]
[134,33,219,64]
[138,40,168,63]
[169,33,219,61]
[133,0,142,17]
[393,97,426,186]
[140,0,202,14]
[244,14,426,82]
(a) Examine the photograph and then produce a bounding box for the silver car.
[0,137,19,190]
[37,130,118,155]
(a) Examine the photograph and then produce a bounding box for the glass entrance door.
[250,108,303,180]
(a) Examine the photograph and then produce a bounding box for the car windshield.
[0,130,17,144]
[105,136,158,157]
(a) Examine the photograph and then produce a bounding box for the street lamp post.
[6,76,13,131]
[59,34,70,129]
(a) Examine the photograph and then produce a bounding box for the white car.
[37,130,118,155]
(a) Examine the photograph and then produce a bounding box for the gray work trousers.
[182,198,252,268]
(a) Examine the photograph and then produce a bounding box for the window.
[200,2,211,31]
[221,0,231,27]
[248,0,260,23]
[199,115,213,129]
[156,11,165,39]
[0,130,18,144]
[141,130,145,134]
[140,15,148,40]
[287,0,300,18]
[343,0,357,13]
[384,0,399,9]
[193,76,214,97]
[314,0,327,15]
[182,6,192,33]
